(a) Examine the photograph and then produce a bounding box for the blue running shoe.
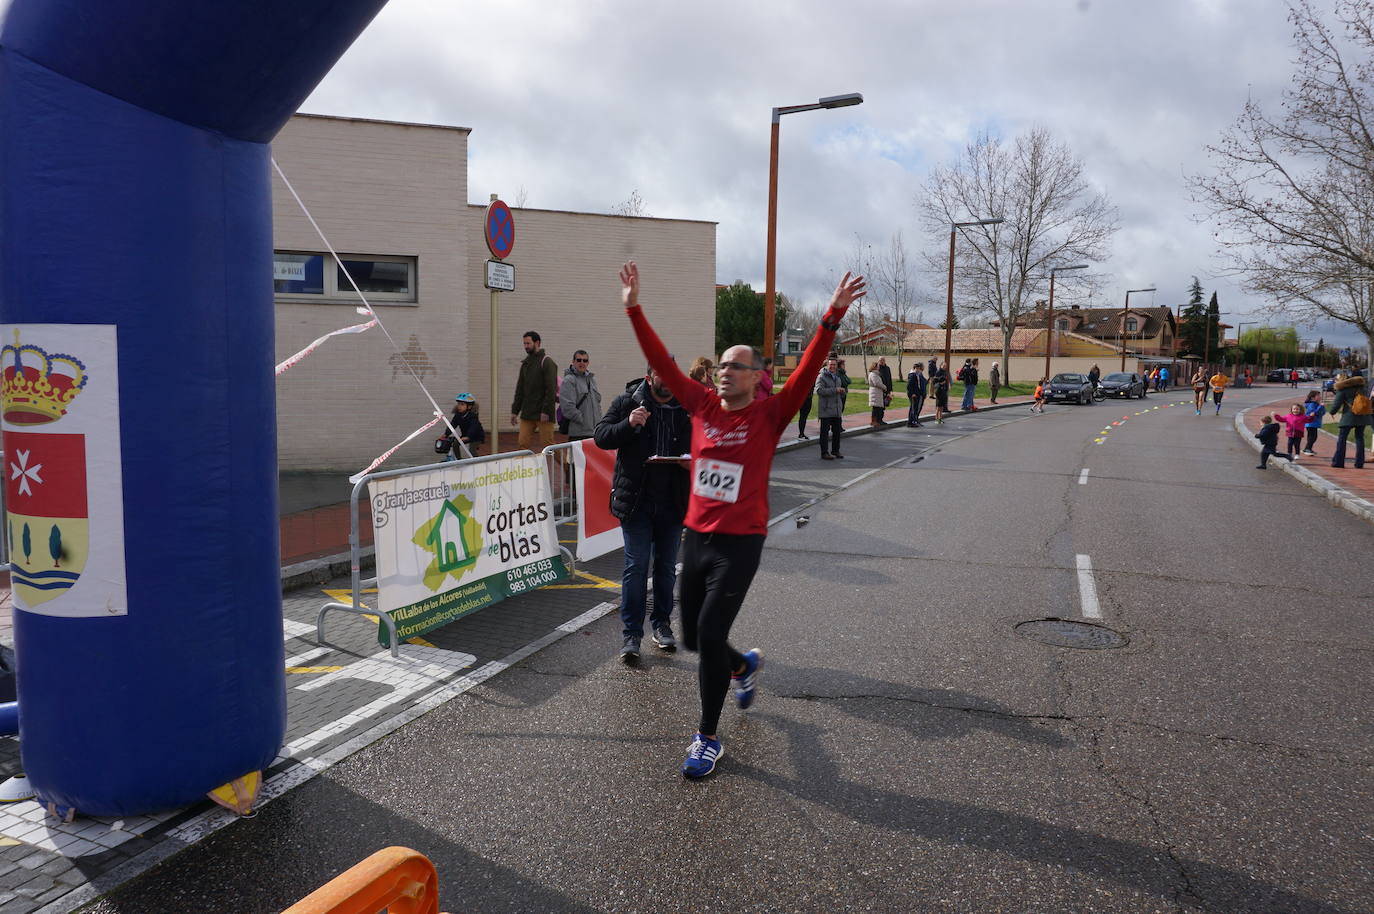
[734,649,763,710]
[682,733,723,779]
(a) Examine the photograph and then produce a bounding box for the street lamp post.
[1118,287,1156,371]
[1235,320,1258,365]
[764,92,863,372]
[943,217,1004,373]
[1043,264,1088,382]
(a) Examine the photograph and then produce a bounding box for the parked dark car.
[1099,371,1145,399]
[1046,372,1094,405]
[1267,368,1290,382]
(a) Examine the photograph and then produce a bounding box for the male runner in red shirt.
[620,261,866,777]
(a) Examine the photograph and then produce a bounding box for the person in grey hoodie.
[559,349,602,441]
[814,357,847,459]
[1327,368,1371,469]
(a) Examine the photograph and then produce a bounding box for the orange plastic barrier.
[283,846,448,914]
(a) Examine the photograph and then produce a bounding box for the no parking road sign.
[485,199,515,260]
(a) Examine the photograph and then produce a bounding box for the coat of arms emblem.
[1,333,89,606]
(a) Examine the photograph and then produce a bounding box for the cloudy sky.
[3,0,1360,347]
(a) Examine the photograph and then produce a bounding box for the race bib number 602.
[694,458,743,503]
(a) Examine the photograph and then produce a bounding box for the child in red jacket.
[1278,403,1307,460]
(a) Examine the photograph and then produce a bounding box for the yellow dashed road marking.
[287,666,345,674]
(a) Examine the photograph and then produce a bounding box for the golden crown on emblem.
[1,330,88,425]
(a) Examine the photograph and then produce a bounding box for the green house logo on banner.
[412,494,481,592]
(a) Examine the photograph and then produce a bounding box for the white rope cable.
[271,158,473,462]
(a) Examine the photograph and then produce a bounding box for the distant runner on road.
[620,261,866,778]
[1210,370,1229,415]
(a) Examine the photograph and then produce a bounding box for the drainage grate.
[1015,618,1128,650]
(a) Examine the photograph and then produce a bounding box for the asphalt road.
[83,386,1373,913]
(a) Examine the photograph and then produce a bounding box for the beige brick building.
[270,114,716,471]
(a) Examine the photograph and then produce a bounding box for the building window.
[273,253,324,295]
[1125,318,1138,332]
[1056,319,1069,330]
[274,251,417,303]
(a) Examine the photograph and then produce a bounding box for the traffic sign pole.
[484,195,517,454]
[489,196,501,453]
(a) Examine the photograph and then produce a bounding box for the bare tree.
[1191,0,1374,353]
[843,235,879,370]
[610,189,650,217]
[915,125,1118,383]
[872,231,917,373]
[513,185,529,209]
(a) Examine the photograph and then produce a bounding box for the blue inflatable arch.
[0,0,391,815]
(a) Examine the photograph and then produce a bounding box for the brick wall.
[269,114,716,471]
[271,114,470,471]
[466,206,716,453]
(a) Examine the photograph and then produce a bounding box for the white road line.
[284,646,332,668]
[1078,468,1090,485]
[1075,554,1102,619]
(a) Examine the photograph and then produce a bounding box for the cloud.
[3,0,1362,346]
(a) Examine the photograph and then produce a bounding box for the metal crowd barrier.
[542,441,581,532]
[315,449,574,658]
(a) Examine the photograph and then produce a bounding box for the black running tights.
[679,530,765,735]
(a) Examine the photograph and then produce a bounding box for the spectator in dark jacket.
[440,392,485,459]
[510,330,558,453]
[1327,369,1371,469]
[594,366,693,661]
[906,364,927,427]
[1254,414,1292,469]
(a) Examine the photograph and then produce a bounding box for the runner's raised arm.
[621,261,707,413]
[771,271,866,433]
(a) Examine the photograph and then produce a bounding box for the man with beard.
[594,363,693,662]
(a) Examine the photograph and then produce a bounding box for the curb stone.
[1233,407,1374,526]
[280,547,375,592]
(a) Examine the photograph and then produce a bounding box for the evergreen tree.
[21,523,30,564]
[714,282,791,354]
[48,524,62,568]
[1177,275,1209,356]
[1206,292,1221,356]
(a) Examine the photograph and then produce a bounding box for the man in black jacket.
[594,365,693,662]
[906,363,927,427]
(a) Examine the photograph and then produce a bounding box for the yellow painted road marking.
[544,569,621,590]
[407,636,437,647]
[322,587,378,603]
[287,666,345,674]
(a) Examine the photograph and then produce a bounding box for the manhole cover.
[1015,618,1128,650]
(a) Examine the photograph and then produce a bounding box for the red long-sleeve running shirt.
[627,303,845,535]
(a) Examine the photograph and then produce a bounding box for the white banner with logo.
[368,454,569,646]
[1,324,127,617]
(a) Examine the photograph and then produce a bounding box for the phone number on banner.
[506,557,566,594]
